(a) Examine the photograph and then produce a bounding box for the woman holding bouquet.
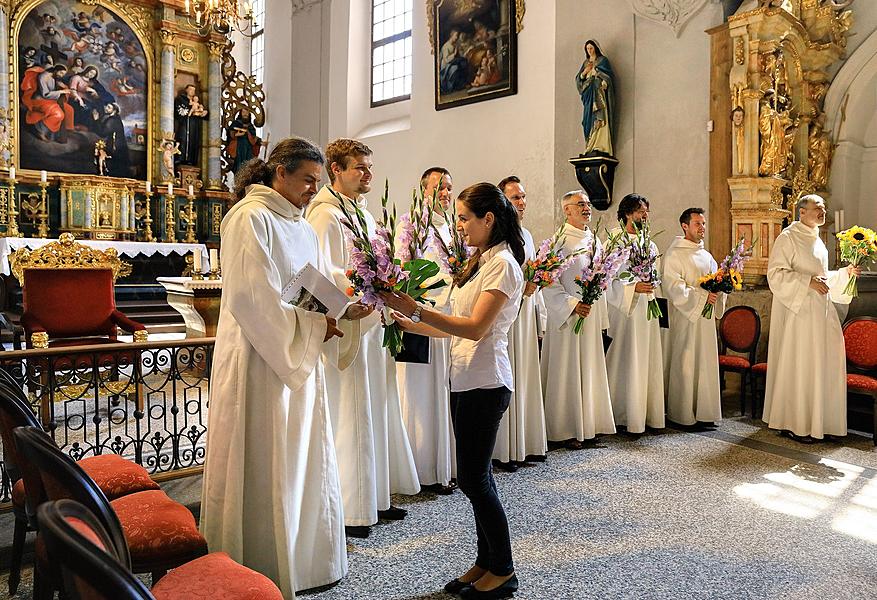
[763,194,859,442]
[381,183,524,599]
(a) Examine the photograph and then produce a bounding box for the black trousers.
[450,386,514,576]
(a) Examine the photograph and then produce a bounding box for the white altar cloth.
[0,237,210,276]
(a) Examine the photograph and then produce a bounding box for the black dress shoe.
[345,525,370,538]
[434,482,457,495]
[377,505,407,520]
[525,454,547,463]
[492,460,518,473]
[460,574,519,599]
[444,578,469,593]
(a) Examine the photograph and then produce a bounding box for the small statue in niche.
[228,108,262,175]
[808,117,834,190]
[575,39,615,156]
[94,139,111,176]
[158,139,181,182]
[174,83,209,166]
[731,106,745,174]
[758,91,797,178]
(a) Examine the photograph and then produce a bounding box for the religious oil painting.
[15,0,149,178]
[432,0,518,110]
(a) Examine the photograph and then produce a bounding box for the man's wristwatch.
[410,305,423,323]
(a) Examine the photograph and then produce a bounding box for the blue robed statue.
[575,39,615,156]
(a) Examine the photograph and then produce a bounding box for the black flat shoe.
[444,578,469,593]
[434,482,457,495]
[345,525,370,538]
[459,574,519,599]
[377,505,407,520]
[492,460,518,473]
[525,454,547,463]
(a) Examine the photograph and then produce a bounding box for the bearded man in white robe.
[492,175,547,469]
[662,207,725,427]
[395,166,456,494]
[605,193,665,434]
[305,138,420,539]
[202,138,360,598]
[763,194,857,442]
[541,190,616,447]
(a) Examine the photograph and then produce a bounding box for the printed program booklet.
[282,263,350,320]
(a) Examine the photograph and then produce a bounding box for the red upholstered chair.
[38,499,284,600]
[842,317,877,446]
[718,306,761,417]
[13,426,208,597]
[0,377,159,596]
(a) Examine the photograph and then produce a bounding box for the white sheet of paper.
[281,263,350,320]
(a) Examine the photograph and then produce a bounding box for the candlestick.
[208,248,220,280]
[36,181,49,238]
[146,180,152,194]
[191,250,204,280]
[165,189,177,243]
[6,170,18,238]
[141,189,154,242]
[183,188,197,243]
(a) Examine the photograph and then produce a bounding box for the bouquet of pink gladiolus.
[572,228,630,334]
[524,223,587,290]
[617,220,663,320]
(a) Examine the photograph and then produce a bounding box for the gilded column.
[160,29,177,182]
[206,41,225,190]
[0,3,10,169]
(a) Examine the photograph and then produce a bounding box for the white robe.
[494,227,547,461]
[763,221,851,438]
[395,217,455,486]
[306,185,420,526]
[201,184,347,598]
[661,236,726,426]
[605,229,665,433]
[541,224,616,441]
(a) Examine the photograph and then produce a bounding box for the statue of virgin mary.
[576,39,616,156]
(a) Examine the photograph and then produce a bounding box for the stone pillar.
[206,41,225,190]
[160,29,177,183]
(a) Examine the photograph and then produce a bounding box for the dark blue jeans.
[450,386,514,576]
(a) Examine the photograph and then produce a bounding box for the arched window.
[250,0,266,87]
[371,0,412,107]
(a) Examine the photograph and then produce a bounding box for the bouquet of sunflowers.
[697,237,753,319]
[837,226,877,297]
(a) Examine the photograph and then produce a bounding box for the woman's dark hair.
[454,182,525,287]
[233,137,324,200]
[617,193,649,224]
[584,40,604,58]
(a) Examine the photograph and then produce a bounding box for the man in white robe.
[605,193,665,434]
[541,190,616,447]
[305,138,420,538]
[493,176,547,468]
[662,207,725,427]
[396,166,456,494]
[763,194,856,442]
[201,138,356,598]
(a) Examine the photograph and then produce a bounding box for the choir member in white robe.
[541,190,616,446]
[493,176,547,467]
[662,207,726,427]
[396,167,456,492]
[201,139,354,598]
[305,139,419,538]
[605,194,665,434]
[763,194,857,442]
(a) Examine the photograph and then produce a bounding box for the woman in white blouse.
[382,182,524,599]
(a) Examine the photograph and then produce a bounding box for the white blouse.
[449,243,524,392]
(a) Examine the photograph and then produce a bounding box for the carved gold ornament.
[179,47,197,64]
[31,331,48,349]
[10,233,132,285]
[133,330,150,342]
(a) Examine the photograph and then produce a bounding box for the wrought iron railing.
[0,337,214,506]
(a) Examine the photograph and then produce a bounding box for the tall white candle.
[209,248,218,270]
[188,184,194,196]
[834,210,841,233]
[193,250,202,273]
[40,170,47,183]
[8,167,14,180]
[167,182,174,196]
[839,209,845,232]
[146,181,152,193]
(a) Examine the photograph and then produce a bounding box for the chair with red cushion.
[718,306,761,417]
[9,234,149,421]
[0,379,159,596]
[842,317,877,446]
[38,499,284,600]
[13,426,208,597]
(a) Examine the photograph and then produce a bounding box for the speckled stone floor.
[3,402,876,600]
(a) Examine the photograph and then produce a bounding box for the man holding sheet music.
[306,138,421,539]
[201,137,366,598]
